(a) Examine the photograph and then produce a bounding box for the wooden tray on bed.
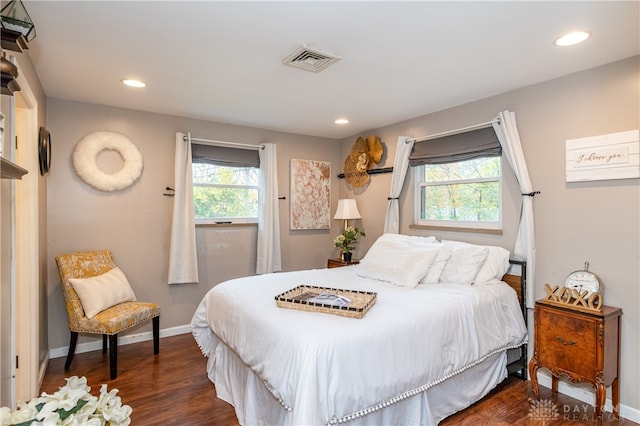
[275,285,377,319]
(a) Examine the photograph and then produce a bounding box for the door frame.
[0,86,17,408]
[14,58,40,402]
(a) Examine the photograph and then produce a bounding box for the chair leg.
[65,331,78,371]
[102,335,108,354]
[109,334,118,380]
[153,316,160,355]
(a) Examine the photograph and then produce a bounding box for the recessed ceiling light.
[334,118,349,125]
[121,78,146,88]
[554,31,591,47]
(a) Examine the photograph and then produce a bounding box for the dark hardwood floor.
[41,334,636,425]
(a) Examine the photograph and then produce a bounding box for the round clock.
[564,261,600,296]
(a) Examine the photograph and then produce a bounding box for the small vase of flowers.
[334,226,365,262]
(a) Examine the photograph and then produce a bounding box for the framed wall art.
[290,159,331,230]
[566,129,639,182]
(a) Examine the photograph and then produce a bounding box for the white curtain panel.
[384,136,415,233]
[257,143,282,274]
[493,111,536,308]
[167,132,199,284]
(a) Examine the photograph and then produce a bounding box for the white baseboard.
[537,372,640,423]
[48,324,192,359]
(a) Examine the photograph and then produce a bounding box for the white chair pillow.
[69,267,137,319]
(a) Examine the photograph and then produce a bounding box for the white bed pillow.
[439,243,489,285]
[357,237,440,288]
[474,246,511,284]
[420,246,452,284]
[441,240,511,284]
[69,267,137,319]
[377,233,437,247]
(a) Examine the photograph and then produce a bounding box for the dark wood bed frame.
[502,259,528,380]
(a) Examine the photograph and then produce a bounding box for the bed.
[191,234,528,425]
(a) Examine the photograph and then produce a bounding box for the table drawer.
[538,308,597,378]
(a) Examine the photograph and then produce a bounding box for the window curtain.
[167,132,199,284]
[383,136,414,233]
[493,111,535,308]
[256,143,282,274]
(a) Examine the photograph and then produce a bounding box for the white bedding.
[191,265,527,425]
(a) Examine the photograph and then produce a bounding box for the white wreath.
[72,131,143,192]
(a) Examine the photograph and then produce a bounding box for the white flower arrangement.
[333,226,365,254]
[0,376,132,426]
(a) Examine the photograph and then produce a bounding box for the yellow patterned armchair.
[55,250,160,380]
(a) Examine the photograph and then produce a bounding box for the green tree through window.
[416,157,501,229]
[192,163,259,221]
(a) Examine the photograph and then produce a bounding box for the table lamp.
[334,199,361,230]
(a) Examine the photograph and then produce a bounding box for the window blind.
[191,143,260,168]
[409,127,501,166]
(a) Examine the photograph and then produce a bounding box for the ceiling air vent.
[282,45,341,73]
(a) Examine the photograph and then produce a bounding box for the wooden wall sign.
[565,129,639,182]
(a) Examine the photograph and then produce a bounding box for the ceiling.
[24,1,639,140]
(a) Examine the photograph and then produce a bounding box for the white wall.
[46,100,342,351]
[339,56,639,417]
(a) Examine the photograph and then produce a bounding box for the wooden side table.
[327,258,359,268]
[528,300,622,419]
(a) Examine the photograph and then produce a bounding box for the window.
[191,143,260,223]
[409,126,502,231]
[414,157,502,229]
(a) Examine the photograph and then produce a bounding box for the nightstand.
[528,300,622,419]
[327,258,359,268]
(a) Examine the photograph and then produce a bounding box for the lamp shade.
[334,199,361,220]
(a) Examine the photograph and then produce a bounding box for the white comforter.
[191,265,527,425]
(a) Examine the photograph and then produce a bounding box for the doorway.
[0,94,17,408]
[0,55,42,407]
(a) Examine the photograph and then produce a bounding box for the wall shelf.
[337,166,393,179]
[1,156,28,179]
